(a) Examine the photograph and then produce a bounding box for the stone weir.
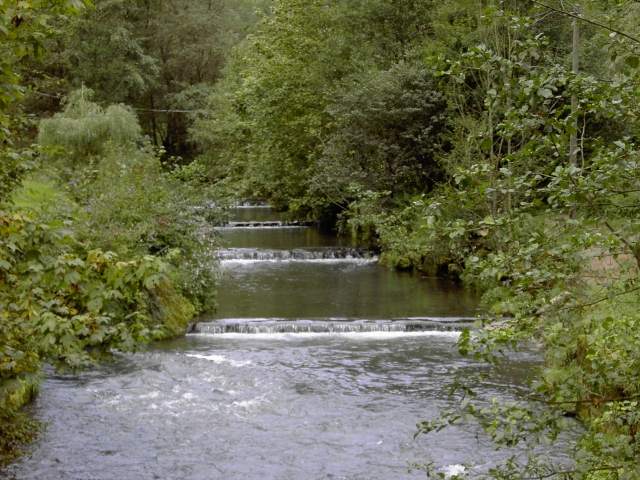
[191,317,476,335]
[222,220,315,228]
[216,247,375,262]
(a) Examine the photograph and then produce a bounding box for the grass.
[11,175,84,224]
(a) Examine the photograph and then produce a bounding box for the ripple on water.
[4,335,558,480]
[185,353,253,367]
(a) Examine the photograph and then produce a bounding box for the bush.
[0,211,194,368]
[37,93,220,314]
[71,145,220,314]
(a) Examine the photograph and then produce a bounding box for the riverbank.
[0,375,41,466]
[0,270,198,468]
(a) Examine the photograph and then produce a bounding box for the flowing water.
[7,207,545,480]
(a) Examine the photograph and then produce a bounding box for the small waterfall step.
[222,220,314,228]
[217,247,376,262]
[192,317,476,335]
[232,202,271,208]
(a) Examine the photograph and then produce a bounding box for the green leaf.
[538,88,553,99]
[87,297,103,313]
[625,55,639,69]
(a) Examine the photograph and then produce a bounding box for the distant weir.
[217,247,377,264]
[230,202,272,208]
[218,220,315,228]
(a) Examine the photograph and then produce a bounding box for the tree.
[35,0,264,158]
[193,0,439,214]
[0,0,91,201]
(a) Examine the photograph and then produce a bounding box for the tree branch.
[530,0,640,45]
[561,285,640,311]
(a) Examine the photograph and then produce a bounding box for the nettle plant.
[0,211,192,370]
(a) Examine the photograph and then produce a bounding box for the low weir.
[193,317,475,335]
[226,220,314,228]
[217,247,376,262]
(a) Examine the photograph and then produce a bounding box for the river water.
[7,207,542,479]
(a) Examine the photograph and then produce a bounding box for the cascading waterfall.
[203,212,473,336]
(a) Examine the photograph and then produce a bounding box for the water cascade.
[217,247,377,263]
[194,317,474,335]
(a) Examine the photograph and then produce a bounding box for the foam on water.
[442,464,467,478]
[191,331,461,340]
[231,397,266,409]
[138,391,160,400]
[221,258,378,266]
[185,353,253,367]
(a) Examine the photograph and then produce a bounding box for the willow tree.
[32,0,265,158]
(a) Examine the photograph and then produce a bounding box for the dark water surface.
[7,207,545,480]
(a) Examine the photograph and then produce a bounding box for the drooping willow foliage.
[38,89,141,159]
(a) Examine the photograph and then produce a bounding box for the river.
[7,206,544,479]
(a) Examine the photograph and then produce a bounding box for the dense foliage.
[193,0,640,478]
[0,0,224,465]
[24,0,266,158]
[193,0,444,214]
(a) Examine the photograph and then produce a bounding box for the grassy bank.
[0,375,41,466]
